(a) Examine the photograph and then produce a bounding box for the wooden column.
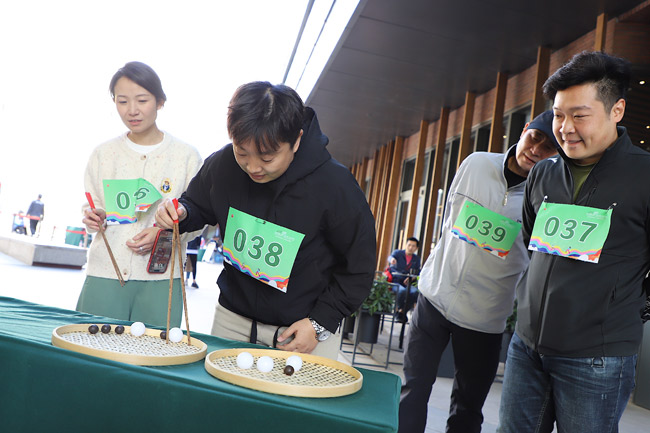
[370,144,388,219]
[421,107,449,260]
[359,157,369,196]
[403,120,429,242]
[368,148,381,216]
[376,137,403,270]
[456,91,476,169]
[351,163,359,183]
[531,46,551,120]
[488,72,508,153]
[375,140,395,238]
[594,13,608,51]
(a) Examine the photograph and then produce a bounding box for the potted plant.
[356,275,396,344]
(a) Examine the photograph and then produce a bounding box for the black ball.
[283,365,295,376]
[101,324,111,334]
[88,324,99,334]
[160,331,167,340]
[115,325,125,335]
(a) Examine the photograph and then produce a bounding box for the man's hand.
[389,256,397,266]
[155,198,187,229]
[276,318,318,354]
[83,207,106,232]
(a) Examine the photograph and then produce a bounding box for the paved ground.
[1,246,649,432]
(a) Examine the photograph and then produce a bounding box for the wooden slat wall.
[488,72,508,153]
[377,136,404,270]
[421,107,449,260]
[456,91,476,168]
[359,157,369,194]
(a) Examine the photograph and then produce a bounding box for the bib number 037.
[542,217,598,242]
[528,201,613,264]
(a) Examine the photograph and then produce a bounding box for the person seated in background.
[387,237,421,321]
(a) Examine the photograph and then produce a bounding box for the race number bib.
[451,200,521,259]
[103,179,162,224]
[222,207,305,293]
[528,202,612,263]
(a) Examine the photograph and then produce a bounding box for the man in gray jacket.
[399,111,558,433]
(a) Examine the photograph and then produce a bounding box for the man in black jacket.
[498,51,649,432]
[156,82,376,359]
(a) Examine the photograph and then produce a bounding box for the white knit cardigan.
[83,132,203,281]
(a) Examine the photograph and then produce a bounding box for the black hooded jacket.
[178,108,376,332]
[517,127,650,357]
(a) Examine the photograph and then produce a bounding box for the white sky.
[0,0,308,238]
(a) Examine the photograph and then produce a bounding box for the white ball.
[131,322,146,337]
[236,351,254,370]
[169,327,184,343]
[256,355,274,373]
[286,355,303,372]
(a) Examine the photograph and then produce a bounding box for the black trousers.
[399,297,503,433]
[186,254,197,280]
[29,219,38,235]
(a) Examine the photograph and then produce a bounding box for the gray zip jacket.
[418,146,528,333]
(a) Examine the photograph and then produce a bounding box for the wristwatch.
[309,318,332,342]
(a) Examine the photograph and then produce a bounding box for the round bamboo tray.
[52,324,207,366]
[204,348,363,398]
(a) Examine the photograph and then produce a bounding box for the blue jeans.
[497,332,637,433]
[396,284,418,311]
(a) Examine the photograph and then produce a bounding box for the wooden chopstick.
[175,220,192,344]
[85,193,124,287]
[165,198,192,345]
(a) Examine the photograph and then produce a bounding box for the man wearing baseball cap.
[399,110,558,433]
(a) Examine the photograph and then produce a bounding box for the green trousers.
[76,276,182,327]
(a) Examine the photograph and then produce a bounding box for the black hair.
[406,237,419,246]
[109,61,167,104]
[227,81,305,153]
[543,51,631,112]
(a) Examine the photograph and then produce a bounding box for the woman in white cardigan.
[77,61,202,327]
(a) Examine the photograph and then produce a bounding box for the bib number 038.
[222,207,305,293]
[232,229,283,267]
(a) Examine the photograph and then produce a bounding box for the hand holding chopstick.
[85,192,125,287]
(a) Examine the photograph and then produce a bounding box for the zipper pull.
[503,192,509,206]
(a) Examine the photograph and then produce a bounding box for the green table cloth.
[0,297,399,432]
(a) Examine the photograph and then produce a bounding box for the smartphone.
[147,229,173,273]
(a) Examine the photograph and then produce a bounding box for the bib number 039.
[451,200,521,260]
[464,215,508,243]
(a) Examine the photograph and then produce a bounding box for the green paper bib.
[103,178,162,224]
[222,207,305,293]
[528,201,612,263]
[451,200,522,259]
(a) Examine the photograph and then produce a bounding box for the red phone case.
[147,230,173,273]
